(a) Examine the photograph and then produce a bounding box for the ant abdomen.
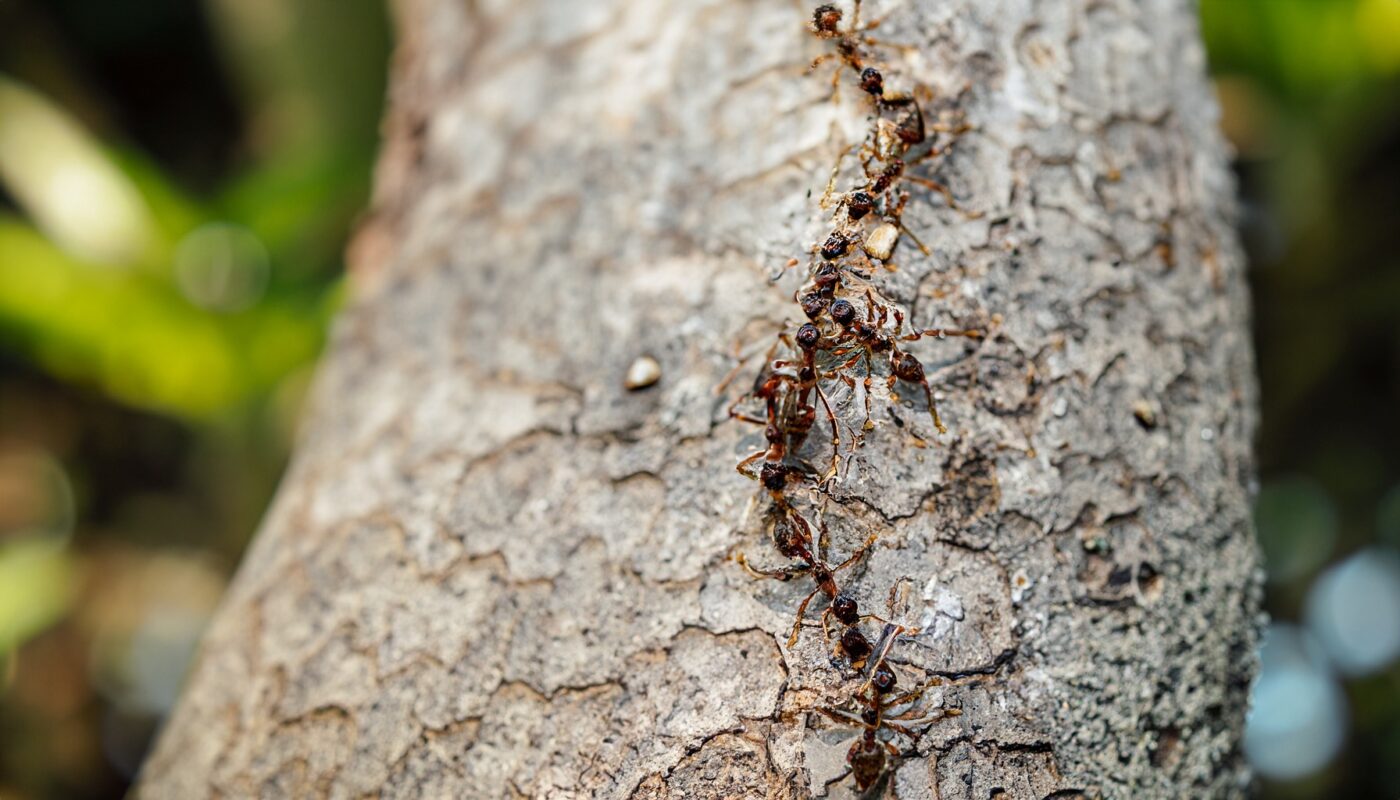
[841,626,873,663]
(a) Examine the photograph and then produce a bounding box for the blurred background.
[0,0,1395,797]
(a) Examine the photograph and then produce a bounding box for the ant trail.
[718,2,990,791]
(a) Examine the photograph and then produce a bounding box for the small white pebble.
[864,222,901,261]
[624,355,661,390]
[1051,397,1068,417]
[1201,427,1216,441]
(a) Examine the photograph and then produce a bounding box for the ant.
[736,504,877,648]
[826,295,983,434]
[730,324,844,489]
[820,660,960,791]
[819,587,961,792]
[808,2,915,104]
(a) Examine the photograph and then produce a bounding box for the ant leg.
[815,385,842,485]
[927,121,973,136]
[736,448,768,479]
[784,506,818,550]
[882,193,931,256]
[882,721,927,742]
[787,586,823,647]
[737,552,810,582]
[883,712,960,740]
[714,339,752,397]
[820,607,837,653]
[816,707,867,727]
[806,55,844,105]
[727,391,769,425]
[853,0,901,37]
[815,508,832,563]
[889,366,946,435]
[883,686,930,713]
[903,174,984,219]
[821,143,859,209]
[859,36,918,54]
[902,327,983,342]
[896,217,933,255]
[919,378,946,435]
[831,349,866,373]
[719,332,783,397]
[835,532,879,572]
[808,52,841,73]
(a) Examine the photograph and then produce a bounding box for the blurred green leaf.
[0,539,73,654]
[0,215,333,419]
[0,75,160,266]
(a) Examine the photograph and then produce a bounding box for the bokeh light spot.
[1306,548,1400,677]
[173,222,271,312]
[1245,623,1347,781]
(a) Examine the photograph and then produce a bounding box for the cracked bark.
[138,0,1261,798]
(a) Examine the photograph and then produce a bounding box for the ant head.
[812,4,842,35]
[796,323,821,350]
[760,462,788,492]
[800,292,828,320]
[831,299,857,327]
[820,232,851,261]
[860,67,884,96]
[871,662,897,694]
[832,592,860,625]
[848,191,875,220]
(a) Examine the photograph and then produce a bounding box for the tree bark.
[138,0,1260,798]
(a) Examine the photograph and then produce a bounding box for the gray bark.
[138,0,1261,798]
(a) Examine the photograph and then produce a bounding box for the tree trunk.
[138,0,1260,798]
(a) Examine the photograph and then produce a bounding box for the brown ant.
[820,662,960,792]
[730,324,845,488]
[736,504,877,648]
[826,295,983,434]
[818,591,960,792]
[808,2,913,101]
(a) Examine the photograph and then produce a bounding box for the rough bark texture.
[139,0,1261,798]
